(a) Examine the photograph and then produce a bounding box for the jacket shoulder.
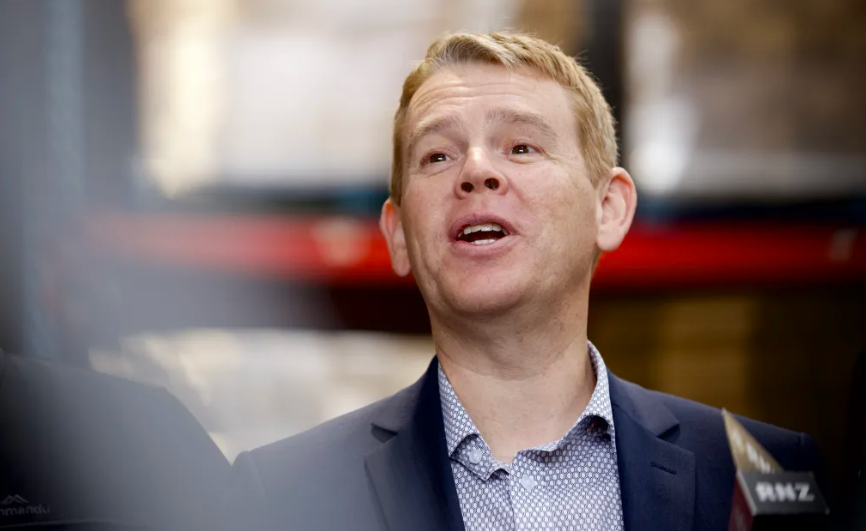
[623,379,815,471]
[221,378,424,531]
[656,388,800,441]
[249,377,420,468]
[251,396,384,466]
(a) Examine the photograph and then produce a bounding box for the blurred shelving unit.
[85,210,866,288]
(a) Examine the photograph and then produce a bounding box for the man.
[221,32,823,531]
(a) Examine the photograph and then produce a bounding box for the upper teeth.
[462,223,508,236]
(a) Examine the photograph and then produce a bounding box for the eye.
[424,152,450,165]
[510,144,536,155]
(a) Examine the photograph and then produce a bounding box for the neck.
[432,292,596,463]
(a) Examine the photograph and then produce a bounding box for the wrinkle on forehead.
[404,64,580,161]
[409,71,549,118]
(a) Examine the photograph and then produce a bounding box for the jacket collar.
[365,358,697,531]
[608,373,696,531]
[366,358,465,531]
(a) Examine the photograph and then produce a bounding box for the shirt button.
[519,475,537,491]
[468,448,482,465]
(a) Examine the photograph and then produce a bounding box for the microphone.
[723,410,829,531]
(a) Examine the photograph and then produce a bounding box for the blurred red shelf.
[85,213,866,288]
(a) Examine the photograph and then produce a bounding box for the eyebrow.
[405,107,558,156]
[485,107,558,142]
[406,114,466,156]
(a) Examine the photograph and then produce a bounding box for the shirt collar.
[438,363,475,457]
[438,341,616,460]
[559,340,616,445]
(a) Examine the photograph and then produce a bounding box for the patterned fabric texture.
[438,342,624,530]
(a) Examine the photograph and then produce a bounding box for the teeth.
[461,223,508,235]
[471,239,497,245]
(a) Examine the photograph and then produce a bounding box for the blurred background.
[1,0,864,502]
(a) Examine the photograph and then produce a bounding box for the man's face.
[382,63,605,319]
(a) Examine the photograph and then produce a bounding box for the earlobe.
[379,198,412,277]
[596,167,637,253]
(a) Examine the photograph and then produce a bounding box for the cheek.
[401,190,442,262]
[526,180,597,250]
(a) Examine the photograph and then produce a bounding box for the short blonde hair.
[389,32,618,204]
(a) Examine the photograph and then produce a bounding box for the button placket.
[515,453,549,531]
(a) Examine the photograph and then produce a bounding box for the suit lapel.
[365,358,465,531]
[365,360,697,531]
[609,374,696,531]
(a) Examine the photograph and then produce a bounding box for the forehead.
[405,63,576,134]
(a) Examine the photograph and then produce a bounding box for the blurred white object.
[129,0,519,195]
[624,0,866,199]
[91,329,434,461]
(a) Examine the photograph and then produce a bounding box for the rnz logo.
[755,482,815,503]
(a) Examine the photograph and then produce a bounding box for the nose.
[455,148,508,198]
[460,179,499,192]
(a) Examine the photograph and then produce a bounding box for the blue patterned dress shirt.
[438,342,624,530]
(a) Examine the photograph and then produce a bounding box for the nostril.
[485,178,499,190]
[461,182,474,193]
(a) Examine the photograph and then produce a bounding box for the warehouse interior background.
[1,0,865,503]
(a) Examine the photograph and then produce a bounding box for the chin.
[439,280,527,318]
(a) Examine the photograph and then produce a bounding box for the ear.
[596,167,637,253]
[379,198,412,277]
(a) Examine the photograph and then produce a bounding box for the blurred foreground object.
[0,351,229,530]
[724,411,829,530]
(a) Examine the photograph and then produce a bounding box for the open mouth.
[456,223,510,246]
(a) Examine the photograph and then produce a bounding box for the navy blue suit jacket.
[221,358,823,531]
